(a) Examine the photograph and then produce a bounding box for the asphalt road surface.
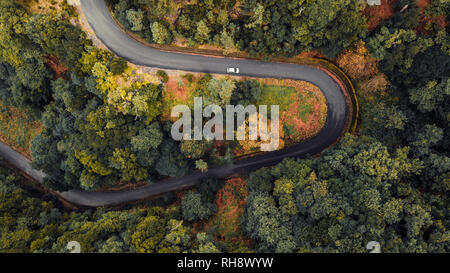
[0,142,45,182]
[0,0,350,207]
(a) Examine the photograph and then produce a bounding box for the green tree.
[181,191,216,221]
[195,159,208,172]
[126,9,145,32]
[151,22,171,44]
[409,79,449,113]
[195,20,210,44]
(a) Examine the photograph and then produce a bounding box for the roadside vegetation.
[107,0,367,58]
[17,0,69,14]
[161,72,327,158]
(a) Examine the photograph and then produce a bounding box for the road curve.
[0,142,45,182]
[0,0,351,207]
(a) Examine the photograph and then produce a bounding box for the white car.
[227,67,240,74]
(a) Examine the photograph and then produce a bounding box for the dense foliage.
[243,135,447,252]
[0,0,177,191]
[108,0,368,57]
[242,0,449,253]
[0,163,226,253]
[0,0,264,191]
[363,0,449,195]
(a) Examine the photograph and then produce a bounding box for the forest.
[0,0,448,253]
[108,0,368,57]
[0,163,229,253]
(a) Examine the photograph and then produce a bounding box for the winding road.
[0,0,354,207]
